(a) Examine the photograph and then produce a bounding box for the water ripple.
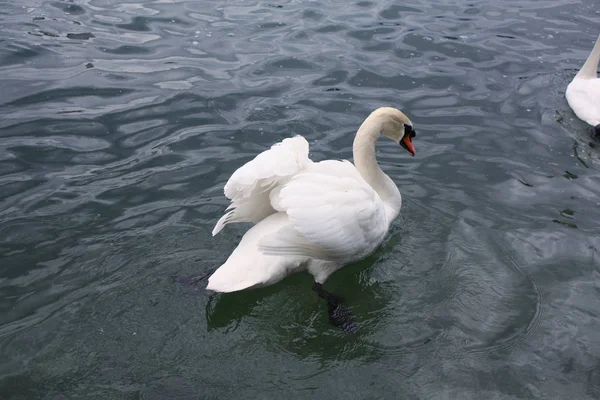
[1,0,600,398]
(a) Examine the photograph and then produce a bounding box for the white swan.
[566,33,600,136]
[207,107,416,313]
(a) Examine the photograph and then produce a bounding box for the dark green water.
[1,0,600,399]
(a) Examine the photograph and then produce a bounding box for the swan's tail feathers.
[206,265,261,293]
[212,211,233,236]
[208,212,308,293]
[206,255,304,293]
[212,207,253,236]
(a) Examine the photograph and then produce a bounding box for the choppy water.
[1,0,600,398]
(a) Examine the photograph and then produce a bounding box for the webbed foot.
[313,282,358,334]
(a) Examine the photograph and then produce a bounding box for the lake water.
[1,0,600,399]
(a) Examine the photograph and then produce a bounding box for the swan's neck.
[576,34,600,79]
[352,116,402,222]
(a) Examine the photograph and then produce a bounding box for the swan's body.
[566,33,600,134]
[207,107,416,293]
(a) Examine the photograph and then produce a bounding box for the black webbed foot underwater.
[313,282,358,334]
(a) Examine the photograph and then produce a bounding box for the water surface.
[1,0,600,399]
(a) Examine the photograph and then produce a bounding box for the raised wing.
[212,135,311,236]
[259,160,388,262]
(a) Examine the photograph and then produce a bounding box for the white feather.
[211,135,311,236]
[566,79,600,126]
[566,33,600,127]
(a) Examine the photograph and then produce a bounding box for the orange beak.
[402,136,416,156]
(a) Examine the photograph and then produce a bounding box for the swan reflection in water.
[204,249,396,362]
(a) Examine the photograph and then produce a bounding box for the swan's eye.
[403,124,416,139]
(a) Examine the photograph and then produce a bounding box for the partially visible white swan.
[207,107,416,298]
[566,33,600,136]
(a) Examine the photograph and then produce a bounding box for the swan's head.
[375,107,417,156]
